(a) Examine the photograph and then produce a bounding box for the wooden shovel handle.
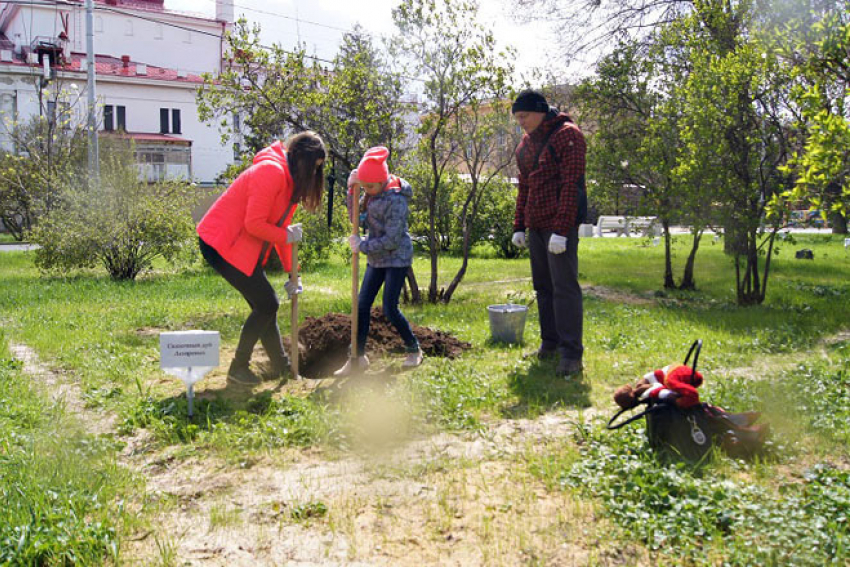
[351,186,360,360]
[290,242,299,378]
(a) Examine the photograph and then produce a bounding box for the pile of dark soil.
[291,309,471,378]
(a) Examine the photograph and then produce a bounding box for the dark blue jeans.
[357,265,418,357]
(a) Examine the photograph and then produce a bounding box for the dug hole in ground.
[289,308,471,378]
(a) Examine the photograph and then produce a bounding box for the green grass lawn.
[0,233,848,564]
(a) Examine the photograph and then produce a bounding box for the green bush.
[30,142,197,280]
[472,175,524,259]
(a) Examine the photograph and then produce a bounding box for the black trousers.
[527,228,584,361]
[199,238,289,370]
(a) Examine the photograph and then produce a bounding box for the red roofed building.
[0,0,237,184]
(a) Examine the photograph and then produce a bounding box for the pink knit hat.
[357,146,390,183]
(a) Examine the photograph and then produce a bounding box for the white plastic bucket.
[487,304,528,344]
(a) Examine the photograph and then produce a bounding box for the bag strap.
[258,200,297,264]
[683,339,702,382]
[607,405,654,430]
[533,123,564,170]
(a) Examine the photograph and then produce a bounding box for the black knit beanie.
[511,90,549,114]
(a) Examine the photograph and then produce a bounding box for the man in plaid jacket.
[511,90,586,377]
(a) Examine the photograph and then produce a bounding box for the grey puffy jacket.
[355,177,414,268]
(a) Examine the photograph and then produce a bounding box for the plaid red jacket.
[514,111,586,235]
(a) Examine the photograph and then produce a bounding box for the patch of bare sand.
[7,339,634,565]
[584,285,656,306]
[8,342,116,434]
[125,413,633,566]
[718,329,850,381]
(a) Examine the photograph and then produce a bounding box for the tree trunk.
[735,228,775,306]
[663,221,675,289]
[442,221,472,304]
[679,229,703,291]
[829,210,847,234]
[427,133,441,303]
[406,266,421,305]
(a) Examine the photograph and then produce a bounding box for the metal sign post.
[160,331,219,417]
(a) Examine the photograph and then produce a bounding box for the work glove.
[511,231,526,248]
[347,169,359,192]
[548,234,567,255]
[286,223,303,244]
[283,275,303,298]
[349,234,361,253]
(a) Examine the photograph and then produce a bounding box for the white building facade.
[0,0,236,185]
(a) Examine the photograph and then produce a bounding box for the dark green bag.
[608,340,715,463]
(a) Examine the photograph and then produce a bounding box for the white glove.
[286,223,303,244]
[349,234,361,253]
[347,169,359,191]
[511,231,526,248]
[283,275,303,298]
[548,234,567,255]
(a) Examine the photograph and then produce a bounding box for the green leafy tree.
[442,96,516,302]
[30,141,197,280]
[576,39,715,290]
[676,0,796,305]
[780,8,849,233]
[197,20,406,173]
[392,0,515,302]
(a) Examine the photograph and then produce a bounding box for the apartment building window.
[160,108,181,134]
[116,106,126,130]
[103,105,126,131]
[136,143,191,182]
[171,109,181,134]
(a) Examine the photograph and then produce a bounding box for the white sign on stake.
[160,330,220,416]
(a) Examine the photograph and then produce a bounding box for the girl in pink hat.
[335,146,423,376]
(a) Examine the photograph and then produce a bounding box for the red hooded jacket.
[197,141,296,276]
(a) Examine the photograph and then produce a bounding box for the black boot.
[260,325,291,380]
[227,352,260,386]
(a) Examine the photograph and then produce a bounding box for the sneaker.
[556,358,583,377]
[333,355,369,377]
[524,347,558,361]
[227,362,262,386]
[402,349,424,368]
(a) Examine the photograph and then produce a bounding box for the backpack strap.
[258,200,297,264]
[607,404,654,430]
[683,339,703,382]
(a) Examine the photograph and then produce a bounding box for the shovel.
[349,184,361,366]
[289,239,300,379]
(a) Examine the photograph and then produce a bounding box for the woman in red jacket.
[197,131,326,385]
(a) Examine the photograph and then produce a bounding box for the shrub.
[30,141,197,280]
[472,175,524,259]
[0,115,87,241]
